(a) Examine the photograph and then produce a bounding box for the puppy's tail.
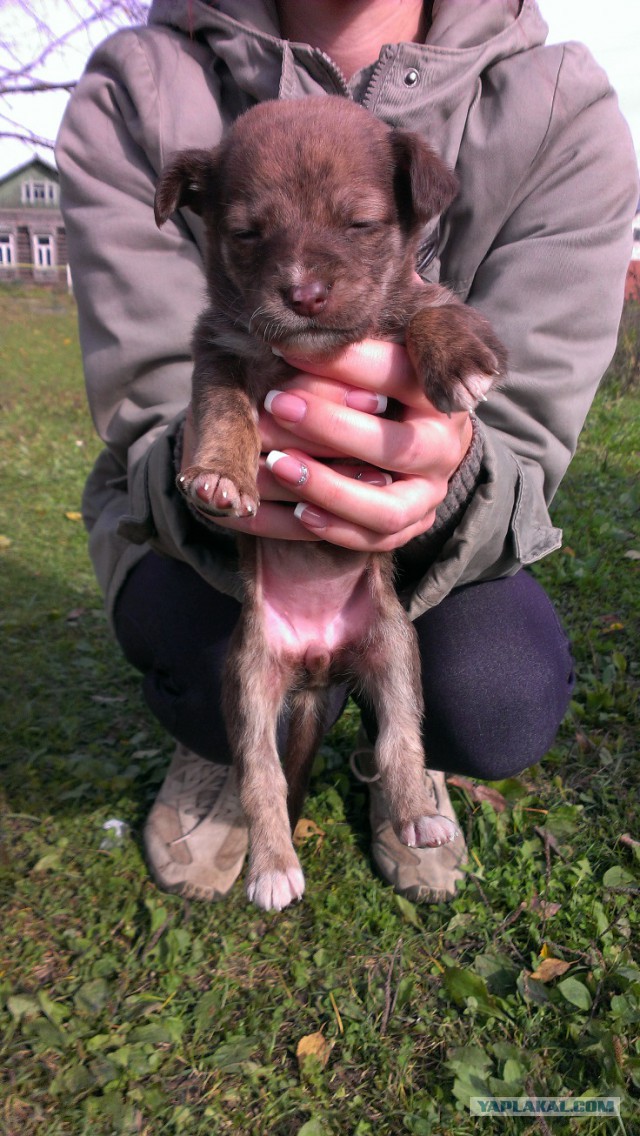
[283,688,330,831]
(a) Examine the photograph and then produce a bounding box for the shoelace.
[350,749,439,806]
[169,757,241,845]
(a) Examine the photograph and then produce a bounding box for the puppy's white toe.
[246,866,305,911]
[400,814,459,848]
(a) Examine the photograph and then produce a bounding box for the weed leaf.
[558,977,593,1011]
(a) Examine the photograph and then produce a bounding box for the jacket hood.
[147,1,550,104]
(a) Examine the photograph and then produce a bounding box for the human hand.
[182,339,475,551]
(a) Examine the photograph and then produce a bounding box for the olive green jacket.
[55,0,638,624]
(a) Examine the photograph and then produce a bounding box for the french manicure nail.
[266,451,309,485]
[264,390,307,422]
[355,469,393,486]
[294,503,328,529]
[345,390,388,414]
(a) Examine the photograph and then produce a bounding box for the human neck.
[275,1,428,81]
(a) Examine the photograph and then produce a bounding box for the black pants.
[113,551,574,780]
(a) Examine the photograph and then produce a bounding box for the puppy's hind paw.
[246,866,306,912]
[400,814,460,849]
[177,466,258,518]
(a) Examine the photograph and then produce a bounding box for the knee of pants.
[422,656,574,780]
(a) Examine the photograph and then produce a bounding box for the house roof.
[0,156,59,190]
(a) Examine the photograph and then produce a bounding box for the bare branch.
[2,80,77,93]
[0,129,55,149]
[0,0,149,160]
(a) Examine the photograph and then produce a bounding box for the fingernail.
[264,389,307,423]
[294,503,328,530]
[266,451,309,486]
[345,390,388,414]
[355,469,393,486]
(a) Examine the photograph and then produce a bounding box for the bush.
[606,299,640,392]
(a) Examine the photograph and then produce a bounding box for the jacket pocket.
[511,457,563,565]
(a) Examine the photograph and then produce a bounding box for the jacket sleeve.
[55,28,244,616]
[403,42,638,617]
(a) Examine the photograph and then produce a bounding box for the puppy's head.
[155,97,458,355]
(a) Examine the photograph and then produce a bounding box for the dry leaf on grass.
[293,818,325,846]
[529,957,572,982]
[529,895,562,918]
[296,1031,332,1070]
[447,775,507,812]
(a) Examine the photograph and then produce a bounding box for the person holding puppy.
[56,0,638,903]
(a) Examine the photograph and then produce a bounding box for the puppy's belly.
[258,540,375,675]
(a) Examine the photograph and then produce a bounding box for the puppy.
[155,96,506,911]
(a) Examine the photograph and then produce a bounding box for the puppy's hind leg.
[223,639,305,912]
[283,687,331,831]
[353,604,460,849]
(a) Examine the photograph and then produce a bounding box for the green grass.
[0,283,638,1136]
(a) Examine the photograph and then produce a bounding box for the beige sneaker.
[143,744,248,900]
[350,730,467,902]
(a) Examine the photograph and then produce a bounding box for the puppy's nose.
[286,280,329,317]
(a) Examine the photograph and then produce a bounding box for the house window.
[0,234,14,266]
[34,234,55,268]
[21,178,59,206]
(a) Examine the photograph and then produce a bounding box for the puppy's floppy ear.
[390,131,459,226]
[154,147,219,228]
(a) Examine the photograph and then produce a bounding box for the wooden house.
[0,157,68,285]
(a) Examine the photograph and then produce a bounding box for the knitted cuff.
[395,413,485,586]
[430,412,484,538]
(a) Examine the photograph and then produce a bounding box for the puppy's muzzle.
[285,280,330,317]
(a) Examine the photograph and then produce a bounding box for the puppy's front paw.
[399,814,459,849]
[246,865,306,912]
[406,305,505,415]
[422,338,500,415]
[177,465,258,518]
[444,370,496,414]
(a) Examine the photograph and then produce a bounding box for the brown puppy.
[155,96,506,911]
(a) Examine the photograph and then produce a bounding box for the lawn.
[0,284,638,1136]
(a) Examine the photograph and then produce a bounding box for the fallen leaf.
[0,534,12,550]
[65,607,86,622]
[65,511,82,521]
[447,775,507,812]
[293,818,325,845]
[472,784,508,812]
[575,730,594,753]
[529,895,562,918]
[623,550,640,560]
[296,1031,332,1070]
[529,957,571,983]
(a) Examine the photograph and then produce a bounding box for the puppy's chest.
[245,537,387,679]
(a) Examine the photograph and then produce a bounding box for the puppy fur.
[155,96,506,911]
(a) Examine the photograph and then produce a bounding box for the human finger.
[265,449,439,535]
[263,386,466,476]
[278,339,428,410]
